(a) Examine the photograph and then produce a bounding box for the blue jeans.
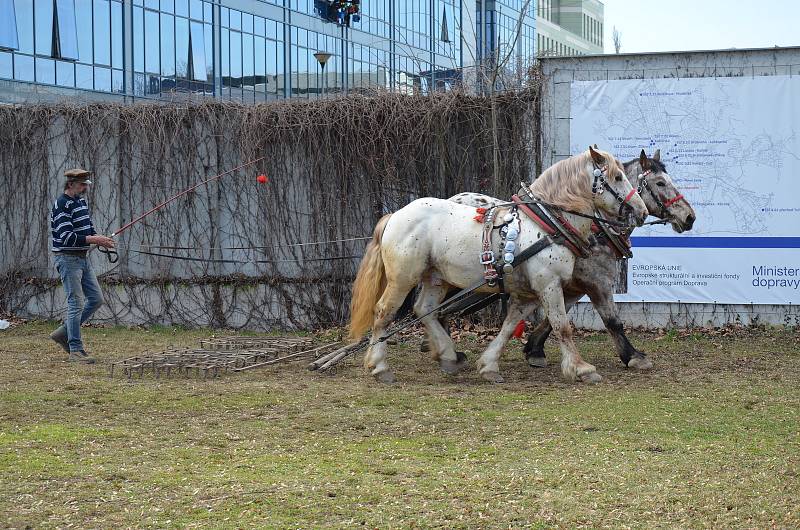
[54,253,104,352]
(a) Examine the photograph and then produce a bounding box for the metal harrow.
[110,336,341,379]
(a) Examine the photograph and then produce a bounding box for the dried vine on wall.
[0,87,541,329]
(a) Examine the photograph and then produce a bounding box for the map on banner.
[570,75,800,304]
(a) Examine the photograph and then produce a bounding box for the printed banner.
[570,75,800,303]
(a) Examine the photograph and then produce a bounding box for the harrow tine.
[108,336,341,379]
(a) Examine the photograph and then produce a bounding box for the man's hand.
[87,235,115,248]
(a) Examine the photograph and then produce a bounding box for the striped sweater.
[50,193,96,252]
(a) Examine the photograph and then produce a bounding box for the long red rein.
[111,157,265,238]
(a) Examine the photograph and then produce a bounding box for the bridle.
[591,161,639,218]
[637,169,685,220]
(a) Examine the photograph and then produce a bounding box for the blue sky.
[603,0,800,54]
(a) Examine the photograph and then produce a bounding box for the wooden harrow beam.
[307,338,369,372]
[234,343,342,372]
[199,336,314,351]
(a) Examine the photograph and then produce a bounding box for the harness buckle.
[592,164,607,195]
[480,250,495,265]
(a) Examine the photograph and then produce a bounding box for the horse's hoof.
[628,356,653,370]
[579,372,602,384]
[527,356,547,368]
[481,371,505,384]
[440,357,467,375]
[374,371,397,384]
[419,340,430,353]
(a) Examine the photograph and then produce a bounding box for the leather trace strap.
[479,208,499,284]
[591,219,633,259]
[512,189,590,257]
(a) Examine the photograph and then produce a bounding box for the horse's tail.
[348,214,391,341]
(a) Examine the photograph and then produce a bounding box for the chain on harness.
[477,206,521,287]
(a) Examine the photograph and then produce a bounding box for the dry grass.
[1,321,798,529]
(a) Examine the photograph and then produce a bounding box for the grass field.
[1,321,798,529]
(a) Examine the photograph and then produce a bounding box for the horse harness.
[374,167,638,344]
[592,161,640,218]
[475,186,601,292]
[589,168,686,260]
[591,218,633,259]
[474,159,646,290]
[637,169,685,219]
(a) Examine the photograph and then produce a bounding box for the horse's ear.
[593,143,599,149]
[589,146,605,165]
[653,149,661,162]
[639,149,650,170]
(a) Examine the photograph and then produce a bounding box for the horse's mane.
[529,149,618,213]
[623,157,667,173]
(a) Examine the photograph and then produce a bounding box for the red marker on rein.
[257,174,268,184]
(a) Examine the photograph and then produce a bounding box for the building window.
[291,28,345,98]
[1,0,122,90]
[93,0,111,65]
[31,0,78,60]
[435,0,460,59]
[439,4,449,43]
[188,21,206,81]
[0,0,20,50]
[134,0,214,97]
[222,7,284,102]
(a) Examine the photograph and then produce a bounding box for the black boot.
[49,325,70,353]
[68,350,96,364]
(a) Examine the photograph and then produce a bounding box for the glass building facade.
[476,0,536,67]
[0,0,534,101]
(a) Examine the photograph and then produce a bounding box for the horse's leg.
[419,315,449,353]
[363,280,418,383]
[522,319,550,367]
[476,301,535,383]
[414,282,466,375]
[586,288,653,370]
[539,282,601,384]
[522,294,580,368]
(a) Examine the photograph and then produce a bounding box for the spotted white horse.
[348,147,648,384]
[447,149,697,370]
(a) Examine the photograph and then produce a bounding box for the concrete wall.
[1,95,538,331]
[538,47,800,329]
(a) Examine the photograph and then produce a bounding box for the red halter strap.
[623,188,637,204]
[662,193,685,207]
[638,169,684,213]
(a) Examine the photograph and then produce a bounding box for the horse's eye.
[615,175,622,182]
[656,181,666,187]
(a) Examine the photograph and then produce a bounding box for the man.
[49,169,115,364]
